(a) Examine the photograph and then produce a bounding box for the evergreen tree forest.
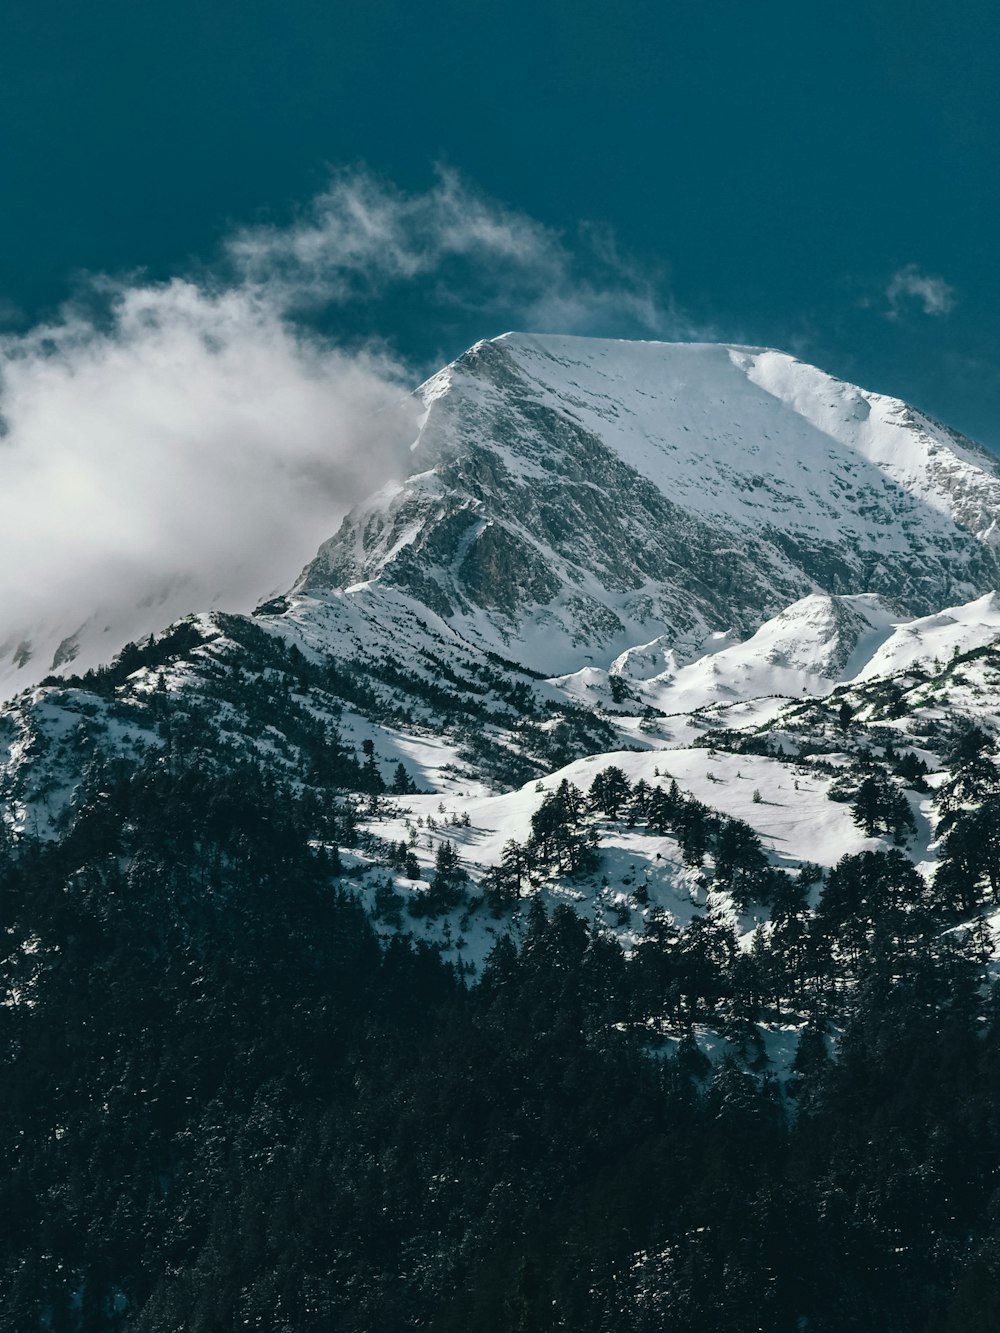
[3,742,1000,1332]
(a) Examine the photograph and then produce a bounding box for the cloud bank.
[0,170,670,693]
[0,280,415,686]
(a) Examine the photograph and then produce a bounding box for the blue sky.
[1,0,998,445]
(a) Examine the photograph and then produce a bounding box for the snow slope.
[0,581,245,704]
[609,591,1000,715]
[301,333,1000,676]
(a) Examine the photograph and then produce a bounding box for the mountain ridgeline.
[303,335,1000,672]
[4,334,1000,1331]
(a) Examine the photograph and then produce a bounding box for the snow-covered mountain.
[301,333,1000,675]
[606,589,1000,714]
[7,330,1000,704]
[9,332,1000,1332]
[5,330,1000,974]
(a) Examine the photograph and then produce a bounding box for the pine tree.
[360,738,386,794]
[390,762,416,794]
[588,765,632,819]
[714,817,768,907]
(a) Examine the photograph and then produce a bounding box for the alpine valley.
[5,333,1000,1332]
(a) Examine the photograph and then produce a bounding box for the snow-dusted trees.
[714,817,770,908]
[817,848,931,968]
[588,764,631,819]
[851,772,916,844]
[936,795,1000,912]
[529,779,600,877]
[483,838,530,912]
[409,838,469,917]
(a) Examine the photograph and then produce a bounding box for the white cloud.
[0,169,674,692]
[0,277,416,688]
[886,264,957,318]
[228,166,676,336]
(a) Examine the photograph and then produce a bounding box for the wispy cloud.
[228,166,678,336]
[0,168,675,689]
[885,263,957,319]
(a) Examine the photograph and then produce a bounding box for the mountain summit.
[299,332,1000,675]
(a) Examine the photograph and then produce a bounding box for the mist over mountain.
[4,333,1000,1331]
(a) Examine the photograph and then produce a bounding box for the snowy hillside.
[5,333,1000,853]
[5,331,1000,981]
[605,590,1000,715]
[0,580,244,705]
[9,322,1000,1333]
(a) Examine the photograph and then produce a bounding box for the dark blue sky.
[2,0,998,445]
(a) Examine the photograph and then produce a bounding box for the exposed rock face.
[300,334,1000,674]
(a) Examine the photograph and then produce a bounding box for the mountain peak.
[298,333,1000,676]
